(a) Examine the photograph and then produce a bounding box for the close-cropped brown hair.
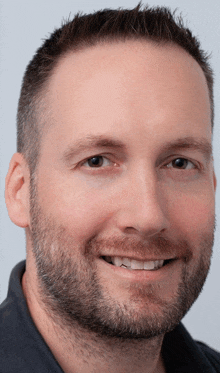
[17,2,214,175]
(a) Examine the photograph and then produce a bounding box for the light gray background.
[0,0,220,350]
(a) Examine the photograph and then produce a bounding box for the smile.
[102,256,172,271]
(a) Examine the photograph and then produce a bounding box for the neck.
[50,327,166,373]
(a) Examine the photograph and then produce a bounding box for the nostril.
[124,226,139,234]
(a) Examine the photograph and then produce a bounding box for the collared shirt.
[1,261,220,372]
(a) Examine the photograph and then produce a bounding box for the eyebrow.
[62,135,126,164]
[159,137,212,160]
[62,135,212,164]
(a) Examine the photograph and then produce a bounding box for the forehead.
[43,40,211,149]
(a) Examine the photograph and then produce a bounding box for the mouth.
[101,256,174,271]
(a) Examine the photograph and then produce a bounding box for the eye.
[83,155,114,168]
[167,158,195,170]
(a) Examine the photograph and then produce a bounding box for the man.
[1,3,219,372]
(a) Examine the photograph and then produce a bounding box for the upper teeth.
[105,256,164,271]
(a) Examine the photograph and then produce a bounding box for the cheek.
[37,177,114,241]
[167,189,215,236]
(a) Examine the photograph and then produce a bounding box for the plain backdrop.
[0,0,220,351]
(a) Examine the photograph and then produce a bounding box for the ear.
[213,171,217,192]
[5,153,30,228]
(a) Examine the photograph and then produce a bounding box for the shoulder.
[0,261,63,373]
[196,341,220,370]
[163,323,220,372]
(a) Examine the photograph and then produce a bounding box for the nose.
[115,167,169,238]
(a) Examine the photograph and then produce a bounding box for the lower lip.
[99,257,178,282]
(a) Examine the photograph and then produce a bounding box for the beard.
[29,180,215,341]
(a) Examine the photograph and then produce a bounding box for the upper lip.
[100,255,176,262]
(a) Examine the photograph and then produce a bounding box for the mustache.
[85,235,193,261]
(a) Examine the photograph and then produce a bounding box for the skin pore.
[7,40,215,373]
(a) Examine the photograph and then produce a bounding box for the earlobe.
[5,152,30,228]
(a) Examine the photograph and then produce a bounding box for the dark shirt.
[1,261,220,372]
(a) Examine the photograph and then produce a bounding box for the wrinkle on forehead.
[40,40,211,158]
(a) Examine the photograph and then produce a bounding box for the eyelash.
[82,155,116,168]
[166,158,196,170]
[81,155,197,171]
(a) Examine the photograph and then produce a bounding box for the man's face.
[29,40,215,339]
